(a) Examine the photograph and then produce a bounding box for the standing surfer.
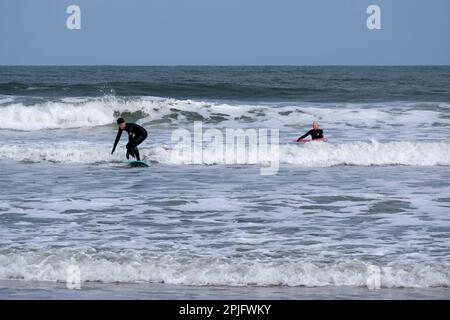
[111,118,148,161]
[297,121,326,142]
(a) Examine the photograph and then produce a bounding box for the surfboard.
[128,160,149,167]
[292,138,328,143]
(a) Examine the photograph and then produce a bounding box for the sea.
[0,66,450,299]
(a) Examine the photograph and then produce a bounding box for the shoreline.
[1,280,449,300]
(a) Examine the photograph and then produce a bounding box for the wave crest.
[0,251,448,288]
[1,140,449,167]
[1,97,449,131]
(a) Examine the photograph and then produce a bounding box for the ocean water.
[0,66,450,299]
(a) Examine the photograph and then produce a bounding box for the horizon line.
[1,64,450,67]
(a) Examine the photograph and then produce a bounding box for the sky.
[0,0,449,65]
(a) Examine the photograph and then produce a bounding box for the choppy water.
[0,66,450,298]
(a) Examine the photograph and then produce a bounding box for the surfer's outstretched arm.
[111,128,123,154]
[297,130,312,142]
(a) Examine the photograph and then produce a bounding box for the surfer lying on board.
[111,118,148,161]
[297,121,326,142]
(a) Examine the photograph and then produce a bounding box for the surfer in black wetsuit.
[111,118,147,161]
[297,121,325,142]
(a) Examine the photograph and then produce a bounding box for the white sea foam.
[1,140,449,167]
[0,97,449,132]
[0,251,448,288]
[0,96,15,105]
[0,101,114,130]
[0,142,123,163]
[280,140,450,166]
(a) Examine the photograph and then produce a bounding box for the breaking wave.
[0,251,448,288]
[1,140,449,167]
[0,96,449,131]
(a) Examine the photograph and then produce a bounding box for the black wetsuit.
[112,123,148,161]
[297,129,324,142]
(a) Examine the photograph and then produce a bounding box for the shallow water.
[1,163,449,290]
[1,67,450,298]
[1,280,449,300]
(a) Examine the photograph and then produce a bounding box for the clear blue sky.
[0,0,449,65]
